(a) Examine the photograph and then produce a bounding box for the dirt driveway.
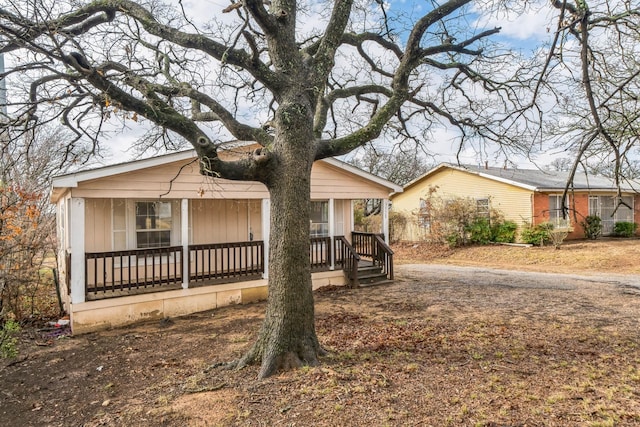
[2,241,640,426]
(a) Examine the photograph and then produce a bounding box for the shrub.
[0,319,20,359]
[491,220,518,243]
[549,229,569,249]
[466,217,492,244]
[581,215,602,240]
[613,221,637,238]
[520,222,554,246]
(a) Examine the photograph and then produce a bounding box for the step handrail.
[336,236,361,285]
[373,234,394,280]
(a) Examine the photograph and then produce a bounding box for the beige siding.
[69,158,392,201]
[84,199,112,252]
[71,160,270,200]
[310,161,390,199]
[191,199,260,244]
[391,168,533,241]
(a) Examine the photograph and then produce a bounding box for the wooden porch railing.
[310,237,331,271]
[83,233,393,299]
[373,234,394,280]
[335,236,361,285]
[189,241,264,284]
[85,246,183,298]
[351,231,394,281]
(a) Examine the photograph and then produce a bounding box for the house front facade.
[391,163,640,242]
[51,148,401,334]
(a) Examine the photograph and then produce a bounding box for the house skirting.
[70,270,347,334]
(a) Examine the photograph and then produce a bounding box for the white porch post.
[69,197,85,304]
[261,198,270,279]
[181,199,189,289]
[382,198,390,245]
[328,198,335,270]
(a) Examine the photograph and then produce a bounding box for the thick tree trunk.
[236,97,325,379]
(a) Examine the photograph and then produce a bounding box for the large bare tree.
[0,0,534,378]
[542,1,640,192]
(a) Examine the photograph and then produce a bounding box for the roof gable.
[51,149,402,202]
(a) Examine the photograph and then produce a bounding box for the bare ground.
[2,239,640,426]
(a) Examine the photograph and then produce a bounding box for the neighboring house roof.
[400,163,640,194]
[50,148,402,202]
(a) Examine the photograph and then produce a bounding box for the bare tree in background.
[0,125,77,321]
[542,1,640,193]
[0,0,537,378]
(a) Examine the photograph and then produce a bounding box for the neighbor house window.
[135,201,172,248]
[589,195,634,235]
[549,195,570,229]
[476,198,490,219]
[418,198,430,229]
[310,201,329,237]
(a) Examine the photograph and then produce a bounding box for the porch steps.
[356,264,392,287]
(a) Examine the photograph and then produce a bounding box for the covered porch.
[51,149,402,333]
[75,231,393,301]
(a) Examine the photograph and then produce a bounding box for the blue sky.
[99,0,558,168]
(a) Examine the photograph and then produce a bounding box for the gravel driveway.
[397,263,640,292]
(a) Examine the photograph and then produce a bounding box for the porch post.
[181,199,189,289]
[328,198,335,270]
[382,198,390,245]
[69,197,85,304]
[261,198,270,279]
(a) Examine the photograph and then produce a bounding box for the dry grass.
[2,239,640,426]
[393,238,640,275]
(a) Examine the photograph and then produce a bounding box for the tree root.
[184,382,227,394]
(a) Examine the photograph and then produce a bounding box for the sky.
[44,0,561,170]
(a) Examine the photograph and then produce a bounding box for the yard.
[2,239,640,426]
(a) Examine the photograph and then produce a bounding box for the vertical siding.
[84,199,112,252]
[191,199,255,244]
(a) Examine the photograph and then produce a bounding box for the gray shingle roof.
[444,163,640,192]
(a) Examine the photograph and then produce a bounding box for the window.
[135,201,172,248]
[418,198,430,229]
[589,195,634,235]
[476,198,490,219]
[549,195,570,229]
[310,201,329,237]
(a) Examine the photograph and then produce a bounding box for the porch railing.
[335,236,361,285]
[83,233,393,299]
[310,237,332,271]
[85,246,183,298]
[352,231,394,280]
[189,241,264,284]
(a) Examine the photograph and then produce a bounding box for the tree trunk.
[236,97,325,379]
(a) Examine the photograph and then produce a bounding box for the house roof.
[402,162,640,194]
[50,148,402,202]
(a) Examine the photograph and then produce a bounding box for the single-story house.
[391,163,640,241]
[51,145,402,334]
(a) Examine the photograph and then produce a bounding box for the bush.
[491,220,517,243]
[520,222,554,246]
[613,221,637,238]
[0,319,20,358]
[466,217,492,245]
[581,215,602,240]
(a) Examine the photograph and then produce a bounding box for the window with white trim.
[135,201,172,248]
[549,195,570,229]
[476,198,490,219]
[310,201,329,237]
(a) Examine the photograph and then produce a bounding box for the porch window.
[135,201,172,248]
[549,195,570,229]
[310,201,329,237]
